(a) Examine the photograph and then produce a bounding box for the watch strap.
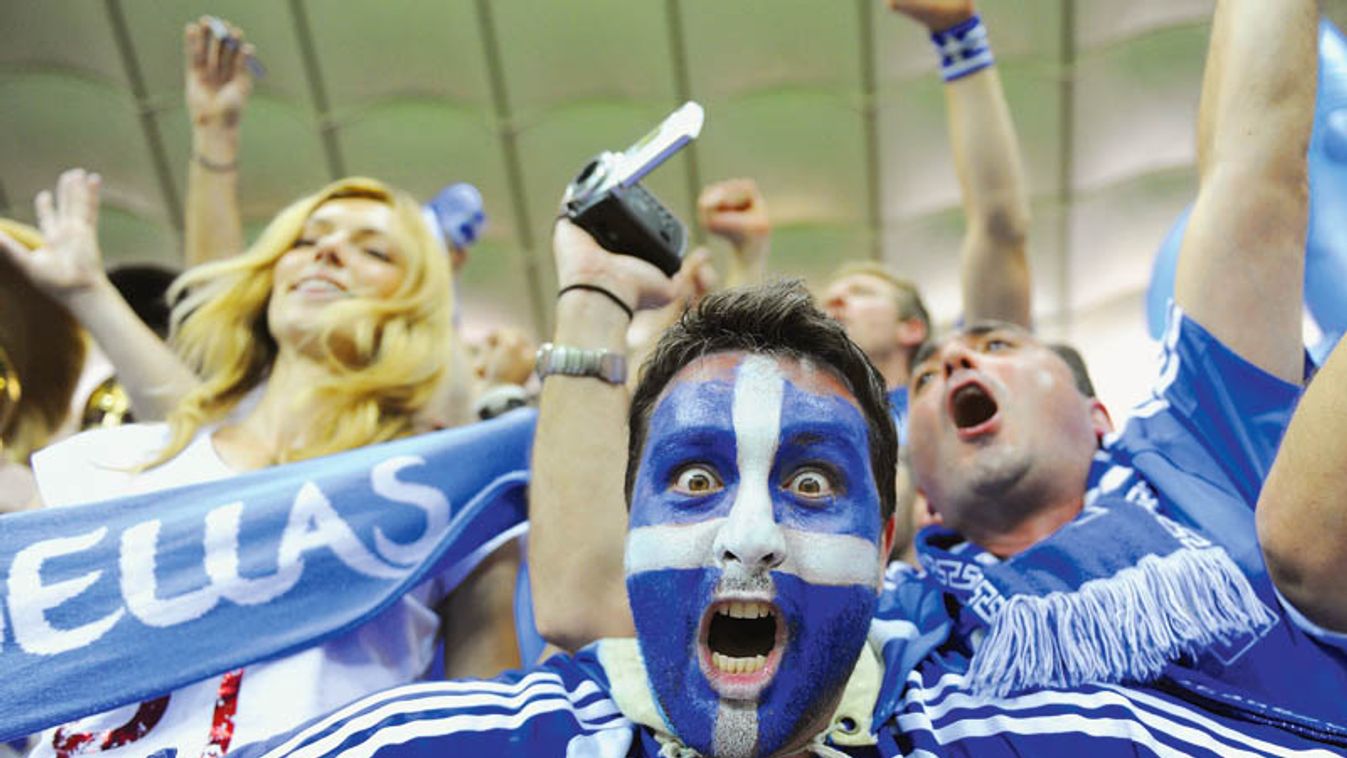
[534,343,627,385]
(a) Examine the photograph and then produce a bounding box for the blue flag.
[0,409,536,742]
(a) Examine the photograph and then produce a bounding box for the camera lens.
[575,159,601,185]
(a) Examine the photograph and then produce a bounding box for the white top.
[26,423,485,757]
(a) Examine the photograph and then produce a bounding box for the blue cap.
[424,182,487,250]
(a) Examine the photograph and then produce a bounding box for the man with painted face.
[620,282,899,757]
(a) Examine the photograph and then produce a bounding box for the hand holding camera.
[185,16,259,130]
[562,102,704,278]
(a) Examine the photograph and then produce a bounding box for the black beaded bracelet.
[557,283,634,321]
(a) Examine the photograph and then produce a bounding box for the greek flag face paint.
[625,352,884,758]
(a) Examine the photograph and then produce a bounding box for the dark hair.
[625,280,898,519]
[109,264,180,339]
[1047,343,1097,398]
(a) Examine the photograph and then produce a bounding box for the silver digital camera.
[563,102,705,277]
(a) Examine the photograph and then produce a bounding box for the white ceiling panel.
[1071,25,1205,193]
[490,1,677,119]
[4,0,1346,384]
[680,0,863,101]
[1077,0,1212,51]
[0,75,163,223]
[306,0,492,109]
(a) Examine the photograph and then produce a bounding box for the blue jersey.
[888,386,909,445]
[905,306,1347,748]
[894,659,1346,756]
[230,633,1345,757]
[227,649,896,758]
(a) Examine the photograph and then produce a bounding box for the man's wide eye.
[786,469,834,499]
[985,337,1013,352]
[673,465,722,495]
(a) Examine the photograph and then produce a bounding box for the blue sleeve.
[228,655,631,757]
[1119,304,1301,512]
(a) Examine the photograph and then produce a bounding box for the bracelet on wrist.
[931,14,994,83]
[557,283,634,321]
[193,153,239,173]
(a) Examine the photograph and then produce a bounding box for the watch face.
[599,352,627,384]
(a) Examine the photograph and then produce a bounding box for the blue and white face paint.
[626,352,886,758]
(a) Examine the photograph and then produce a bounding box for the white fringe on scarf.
[967,546,1277,697]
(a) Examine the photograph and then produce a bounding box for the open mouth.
[950,381,999,431]
[699,599,785,696]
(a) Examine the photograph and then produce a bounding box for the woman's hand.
[0,169,109,299]
[185,17,254,130]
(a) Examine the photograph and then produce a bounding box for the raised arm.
[529,219,674,650]
[697,178,771,288]
[183,17,253,267]
[1174,0,1318,384]
[1258,338,1347,631]
[0,170,200,420]
[623,177,760,387]
[889,0,1032,327]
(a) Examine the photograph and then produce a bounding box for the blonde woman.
[1,169,521,756]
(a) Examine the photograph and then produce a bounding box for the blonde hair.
[0,219,87,464]
[156,177,454,466]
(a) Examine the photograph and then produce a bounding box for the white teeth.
[295,279,343,294]
[711,652,768,674]
[722,601,771,620]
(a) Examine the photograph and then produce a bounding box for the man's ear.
[880,514,898,558]
[896,317,927,349]
[877,514,898,588]
[1089,399,1114,442]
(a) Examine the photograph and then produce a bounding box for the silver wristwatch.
[534,343,627,385]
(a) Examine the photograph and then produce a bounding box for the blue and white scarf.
[917,495,1277,696]
[0,409,535,742]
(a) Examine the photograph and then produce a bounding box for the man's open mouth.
[950,380,999,432]
[699,599,785,696]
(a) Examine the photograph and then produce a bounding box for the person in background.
[469,326,538,421]
[0,219,84,514]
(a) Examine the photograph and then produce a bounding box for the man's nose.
[823,293,846,318]
[713,481,787,574]
[941,342,978,378]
